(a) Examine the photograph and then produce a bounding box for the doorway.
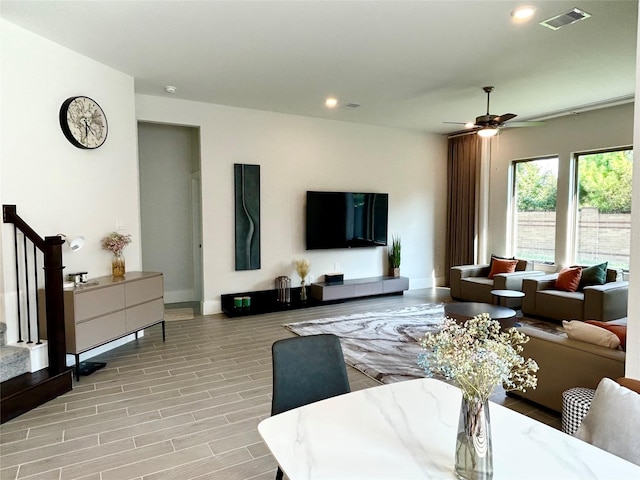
[137,122,203,314]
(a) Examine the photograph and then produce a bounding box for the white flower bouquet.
[418,313,538,401]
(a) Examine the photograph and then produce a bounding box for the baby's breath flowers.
[418,313,538,402]
[294,258,310,280]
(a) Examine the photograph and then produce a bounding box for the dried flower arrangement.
[101,232,132,255]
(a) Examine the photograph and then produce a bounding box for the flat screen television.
[306,191,389,250]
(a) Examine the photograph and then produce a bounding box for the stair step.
[0,345,30,382]
[1,368,73,424]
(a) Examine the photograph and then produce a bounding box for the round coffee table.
[490,289,525,306]
[444,302,517,329]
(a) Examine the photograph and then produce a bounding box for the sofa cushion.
[578,262,608,290]
[574,377,640,465]
[490,254,514,265]
[488,258,518,279]
[586,320,627,350]
[562,320,620,349]
[555,267,582,292]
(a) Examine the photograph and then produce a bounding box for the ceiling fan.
[445,86,544,137]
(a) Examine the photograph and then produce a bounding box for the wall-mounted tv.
[306,191,389,250]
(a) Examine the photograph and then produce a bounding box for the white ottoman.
[562,387,595,435]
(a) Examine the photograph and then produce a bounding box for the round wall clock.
[59,96,108,149]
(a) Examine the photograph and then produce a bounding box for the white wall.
[0,21,141,340]
[136,95,447,314]
[626,9,640,379]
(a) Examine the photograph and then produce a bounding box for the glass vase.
[300,279,307,302]
[112,252,126,277]
[455,395,493,480]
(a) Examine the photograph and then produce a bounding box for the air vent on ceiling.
[539,7,591,30]
[343,103,361,109]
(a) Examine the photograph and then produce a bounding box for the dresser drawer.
[75,311,126,352]
[125,275,163,307]
[73,285,125,322]
[126,298,164,331]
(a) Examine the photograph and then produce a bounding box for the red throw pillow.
[586,320,627,350]
[555,267,582,292]
[488,258,518,279]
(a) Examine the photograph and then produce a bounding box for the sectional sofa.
[514,322,626,412]
[521,269,628,322]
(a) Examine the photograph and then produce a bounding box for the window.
[574,148,632,270]
[512,157,559,262]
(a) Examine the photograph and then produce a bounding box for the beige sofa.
[521,269,628,322]
[450,260,544,308]
[513,324,626,412]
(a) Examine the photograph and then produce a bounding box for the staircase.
[0,322,31,382]
[1,205,73,424]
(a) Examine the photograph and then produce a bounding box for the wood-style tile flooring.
[0,288,560,480]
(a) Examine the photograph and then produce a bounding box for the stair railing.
[2,205,67,375]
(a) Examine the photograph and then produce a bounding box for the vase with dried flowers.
[418,314,538,480]
[101,232,132,277]
[294,258,311,302]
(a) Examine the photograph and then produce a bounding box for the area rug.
[164,308,195,321]
[284,303,446,384]
[284,303,567,384]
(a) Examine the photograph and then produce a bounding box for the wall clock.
[59,96,108,149]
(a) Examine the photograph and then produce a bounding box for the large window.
[575,148,633,270]
[512,157,558,262]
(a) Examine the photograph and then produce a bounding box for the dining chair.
[271,334,351,480]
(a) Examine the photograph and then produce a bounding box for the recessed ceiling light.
[511,6,536,21]
[165,85,177,94]
[325,97,338,108]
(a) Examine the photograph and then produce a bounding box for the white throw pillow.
[574,377,640,465]
[562,320,621,349]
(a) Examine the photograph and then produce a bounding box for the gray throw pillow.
[574,377,640,465]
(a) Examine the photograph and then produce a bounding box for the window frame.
[510,155,559,264]
[572,145,633,270]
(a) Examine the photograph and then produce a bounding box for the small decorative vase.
[300,279,307,302]
[112,252,126,277]
[390,267,400,278]
[455,395,493,480]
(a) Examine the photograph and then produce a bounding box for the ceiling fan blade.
[443,121,468,125]
[502,121,545,128]
[493,113,517,124]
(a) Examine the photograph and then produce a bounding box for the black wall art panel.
[234,164,261,270]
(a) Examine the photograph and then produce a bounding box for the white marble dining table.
[258,378,640,479]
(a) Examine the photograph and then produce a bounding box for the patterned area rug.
[284,303,567,384]
[284,303,446,384]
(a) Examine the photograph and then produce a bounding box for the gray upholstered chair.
[450,258,543,308]
[270,334,351,480]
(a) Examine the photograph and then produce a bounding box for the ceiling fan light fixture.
[477,127,498,138]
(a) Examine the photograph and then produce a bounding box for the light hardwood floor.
[0,288,560,480]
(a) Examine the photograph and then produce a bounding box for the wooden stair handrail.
[2,204,67,374]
